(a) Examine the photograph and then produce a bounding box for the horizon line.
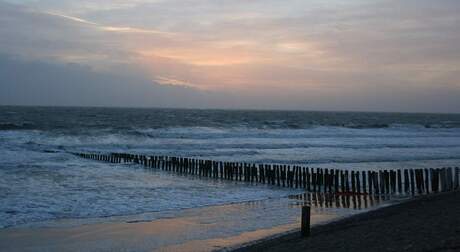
[1,104,459,115]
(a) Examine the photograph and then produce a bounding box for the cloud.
[0,2,122,66]
[1,0,460,112]
[0,54,231,108]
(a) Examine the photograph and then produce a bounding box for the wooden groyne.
[74,152,460,196]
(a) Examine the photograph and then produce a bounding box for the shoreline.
[232,191,460,252]
[0,193,394,252]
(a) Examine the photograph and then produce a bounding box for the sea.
[1,106,460,230]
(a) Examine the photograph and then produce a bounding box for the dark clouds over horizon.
[1,0,460,113]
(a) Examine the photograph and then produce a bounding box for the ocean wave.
[2,125,460,149]
[1,121,460,133]
[0,122,36,131]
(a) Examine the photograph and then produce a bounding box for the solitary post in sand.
[301,205,311,237]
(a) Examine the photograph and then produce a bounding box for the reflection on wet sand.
[0,191,402,252]
[288,192,399,210]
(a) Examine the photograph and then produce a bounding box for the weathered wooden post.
[328,169,333,192]
[415,169,422,194]
[379,171,385,194]
[340,170,345,193]
[447,167,453,191]
[295,166,299,188]
[455,167,459,190]
[350,171,355,193]
[430,168,438,192]
[362,171,366,194]
[318,168,323,191]
[345,171,350,193]
[410,169,415,194]
[390,170,396,194]
[324,169,328,192]
[397,170,402,194]
[334,170,339,193]
[276,166,281,186]
[302,168,307,189]
[373,171,379,194]
[439,168,444,192]
[356,171,361,194]
[301,205,311,237]
[301,168,306,188]
[384,170,390,194]
[368,171,373,195]
[404,169,409,193]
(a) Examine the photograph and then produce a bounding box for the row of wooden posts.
[75,152,460,196]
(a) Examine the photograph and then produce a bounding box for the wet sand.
[0,193,391,252]
[234,191,460,252]
[0,197,335,252]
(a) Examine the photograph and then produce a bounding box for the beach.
[1,191,456,251]
[0,192,393,252]
[1,107,460,251]
[235,191,460,252]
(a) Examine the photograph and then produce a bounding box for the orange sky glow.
[1,0,460,112]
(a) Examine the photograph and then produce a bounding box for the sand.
[233,191,460,252]
[0,196,347,252]
[0,193,410,252]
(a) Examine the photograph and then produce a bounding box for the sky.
[0,0,459,112]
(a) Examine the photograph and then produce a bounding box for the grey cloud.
[1,0,460,113]
[0,2,134,66]
[0,54,234,108]
[1,53,460,113]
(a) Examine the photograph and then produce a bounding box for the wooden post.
[340,170,345,193]
[419,169,424,193]
[317,168,322,191]
[350,170,355,193]
[313,169,317,192]
[362,171,366,194]
[379,171,385,194]
[455,167,459,190]
[424,169,429,194]
[414,169,420,194]
[301,206,311,237]
[431,168,436,192]
[253,164,257,182]
[328,169,333,192]
[404,170,409,193]
[295,166,299,189]
[277,166,281,186]
[303,168,307,189]
[373,171,379,194]
[444,168,448,191]
[410,169,415,194]
[368,171,373,195]
[299,167,304,189]
[440,168,445,192]
[345,171,350,193]
[334,170,339,193]
[436,168,440,192]
[384,170,390,194]
[390,171,396,194]
[356,171,361,194]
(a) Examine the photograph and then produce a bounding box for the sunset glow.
[1,0,460,112]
